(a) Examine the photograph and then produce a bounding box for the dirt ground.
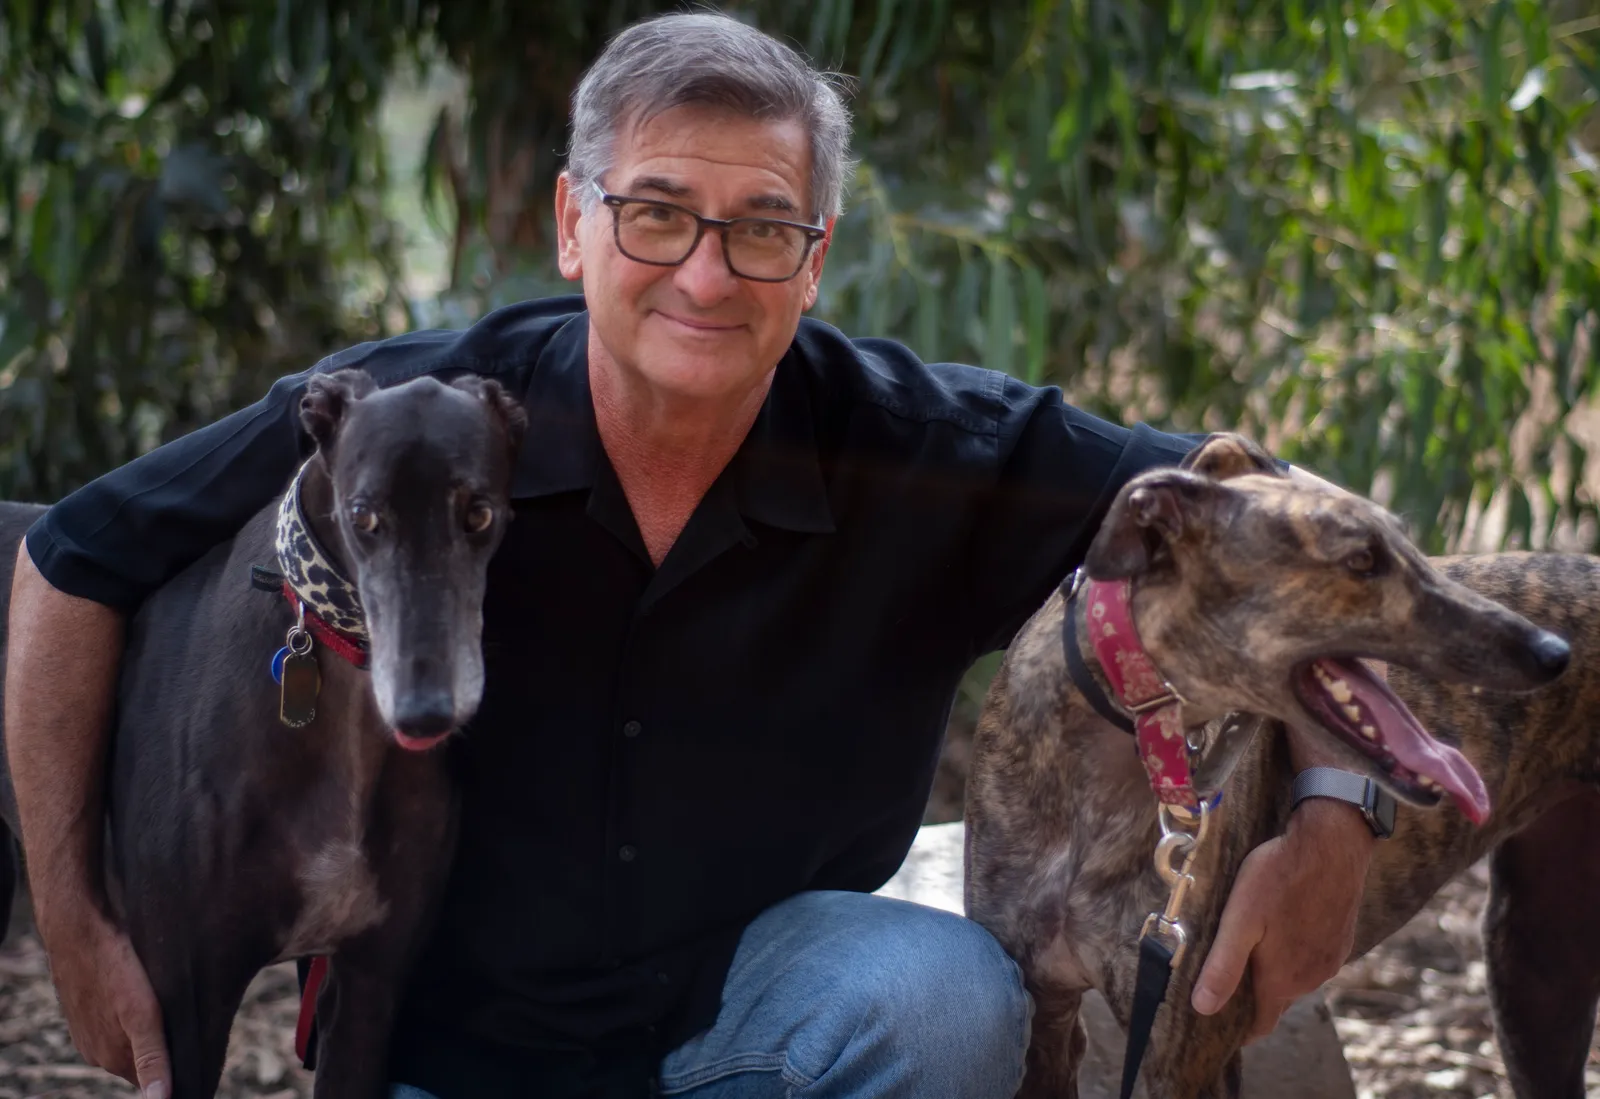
[6,861,1600,1099]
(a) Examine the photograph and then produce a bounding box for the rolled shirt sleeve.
[26,364,324,610]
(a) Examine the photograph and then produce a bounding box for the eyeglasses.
[590,181,826,283]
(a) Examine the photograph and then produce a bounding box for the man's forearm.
[5,540,125,931]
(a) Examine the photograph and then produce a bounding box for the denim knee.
[793,895,1030,1094]
[658,890,1030,1097]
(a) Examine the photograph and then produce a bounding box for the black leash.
[1120,934,1178,1098]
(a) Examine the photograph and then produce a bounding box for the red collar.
[1078,575,1205,811]
[281,582,369,669]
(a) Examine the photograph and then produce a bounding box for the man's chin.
[631,353,767,401]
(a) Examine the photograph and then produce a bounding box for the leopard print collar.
[274,461,368,642]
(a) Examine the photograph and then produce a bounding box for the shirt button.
[619,844,638,862]
[622,720,642,738]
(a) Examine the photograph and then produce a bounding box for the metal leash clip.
[1139,801,1211,977]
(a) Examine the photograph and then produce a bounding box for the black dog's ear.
[1180,432,1281,481]
[1084,470,1229,580]
[300,370,377,454]
[450,375,528,457]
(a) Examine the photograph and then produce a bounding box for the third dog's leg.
[1484,787,1600,1099]
[1017,981,1085,1099]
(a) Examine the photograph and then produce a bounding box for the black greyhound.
[0,369,525,1098]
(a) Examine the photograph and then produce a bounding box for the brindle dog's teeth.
[1329,679,1354,704]
[1343,703,1363,723]
[1360,724,1378,741]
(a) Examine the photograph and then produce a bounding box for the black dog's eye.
[350,502,379,534]
[1344,548,1377,576]
[465,501,495,534]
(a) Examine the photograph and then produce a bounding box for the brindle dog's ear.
[1180,432,1281,481]
[1084,470,1231,580]
[300,369,377,455]
[450,375,528,458]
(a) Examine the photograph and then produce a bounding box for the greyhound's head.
[297,369,526,751]
[1082,434,1570,822]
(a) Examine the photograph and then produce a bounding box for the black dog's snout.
[1528,629,1572,679]
[393,692,456,739]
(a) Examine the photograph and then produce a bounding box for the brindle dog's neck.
[1067,584,1269,799]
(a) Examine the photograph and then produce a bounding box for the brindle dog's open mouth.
[1291,658,1491,823]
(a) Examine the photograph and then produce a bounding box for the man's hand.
[36,905,171,1098]
[1189,797,1374,1038]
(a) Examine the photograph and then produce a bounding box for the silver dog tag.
[279,651,320,727]
[279,623,320,728]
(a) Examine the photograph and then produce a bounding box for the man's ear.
[555,171,585,282]
[1180,432,1281,481]
[801,217,835,312]
[300,369,377,456]
[1084,470,1229,580]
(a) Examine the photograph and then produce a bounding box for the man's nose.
[672,231,740,304]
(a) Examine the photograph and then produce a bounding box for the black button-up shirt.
[26,295,1194,1095]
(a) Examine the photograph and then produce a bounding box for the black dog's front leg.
[137,925,262,1098]
[309,949,413,1099]
[311,760,458,1099]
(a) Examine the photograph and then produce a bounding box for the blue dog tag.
[271,646,289,684]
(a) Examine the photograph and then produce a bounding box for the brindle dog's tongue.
[1322,658,1492,823]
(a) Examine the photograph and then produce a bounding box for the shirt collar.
[511,309,835,537]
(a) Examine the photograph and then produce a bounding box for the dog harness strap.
[250,563,286,591]
[1062,589,1137,735]
[1081,577,1200,810]
[1119,933,1177,1099]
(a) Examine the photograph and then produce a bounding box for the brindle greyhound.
[966,434,1592,1099]
[0,368,525,1098]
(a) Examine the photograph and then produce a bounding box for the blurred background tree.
[4,0,1599,555]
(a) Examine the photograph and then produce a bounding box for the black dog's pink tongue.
[1320,658,1492,824]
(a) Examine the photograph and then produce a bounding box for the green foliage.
[0,0,416,500]
[770,0,1600,552]
[4,0,1598,556]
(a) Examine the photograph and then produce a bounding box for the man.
[6,12,1378,1099]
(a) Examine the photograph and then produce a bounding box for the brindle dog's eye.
[350,502,379,534]
[1344,548,1376,576]
[465,502,494,534]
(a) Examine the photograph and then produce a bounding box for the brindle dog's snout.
[1525,629,1571,681]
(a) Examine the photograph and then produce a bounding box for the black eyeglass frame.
[590,181,827,283]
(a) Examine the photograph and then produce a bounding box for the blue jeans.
[391,890,1031,1098]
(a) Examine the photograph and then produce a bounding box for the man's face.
[556,105,833,404]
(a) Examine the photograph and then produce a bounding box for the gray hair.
[567,11,855,222]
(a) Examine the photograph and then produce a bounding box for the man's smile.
[654,310,746,334]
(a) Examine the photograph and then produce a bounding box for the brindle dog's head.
[1082,434,1570,818]
[298,369,526,749]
